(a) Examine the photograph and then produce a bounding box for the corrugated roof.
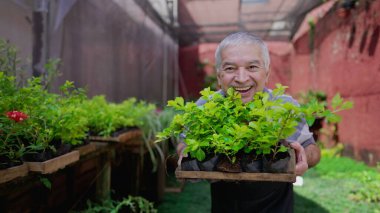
[177,0,325,46]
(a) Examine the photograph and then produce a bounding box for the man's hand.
[290,142,308,176]
[304,143,321,168]
[176,142,187,166]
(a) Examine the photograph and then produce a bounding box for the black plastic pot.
[198,155,220,171]
[0,156,22,170]
[54,143,72,157]
[216,154,242,173]
[241,154,263,173]
[23,150,53,162]
[180,157,200,171]
[262,151,290,173]
[23,139,73,162]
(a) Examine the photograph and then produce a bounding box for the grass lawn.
[158,181,211,213]
[294,155,380,213]
[158,155,380,212]
[294,176,374,213]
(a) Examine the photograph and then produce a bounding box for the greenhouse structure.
[0,0,379,212]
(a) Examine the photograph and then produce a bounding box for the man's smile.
[233,86,252,94]
[232,86,254,95]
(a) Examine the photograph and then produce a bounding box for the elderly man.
[178,32,321,213]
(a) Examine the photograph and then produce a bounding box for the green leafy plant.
[137,109,164,172]
[43,58,61,90]
[0,39,89,163]
[157,107,180,152]
[349,171,380,203]
[297,90,327,106]
[156,84,353,163]
[78,196,157,213]
[296,89,351,147]
[40,177,52,189]
[82,97,155,137]
[51,81,88,145]
[308,18,316,52]
[0,73,90,157]
[0,39,25,85]
[0,54,51,163]
[314,150,380,204]
[301,92,353,126]
[82,96,166,171]
[320,143,344,158]
[0,109,33,168]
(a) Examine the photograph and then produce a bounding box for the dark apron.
[211,181,293,213]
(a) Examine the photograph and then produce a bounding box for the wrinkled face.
[217,44,269,103]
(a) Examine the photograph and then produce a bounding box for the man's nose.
[235,67,249,83]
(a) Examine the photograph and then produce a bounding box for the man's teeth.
[234,86,251,91]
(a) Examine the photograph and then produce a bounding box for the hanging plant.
[308,18,316,52]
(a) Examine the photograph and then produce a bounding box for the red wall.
[179,45,204,100]
[289,0,380,165]
[179,43,218,100]
[266,42,293,89]
[179,0,380,165]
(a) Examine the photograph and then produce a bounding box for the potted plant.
[11,77,87,162]
[1,77,87,174]
[296,90,327,141]
[82,96,164,170]
[0,41,31,174]
[51,81,91,156]
[79,195,157,213]
[156,84,353,178]
[0,40,88,173]
[0,72,43,178]
[0,109,31,183]
[82,96,153,139]
[0,110,31,167]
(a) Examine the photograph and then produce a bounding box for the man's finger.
[177,154,183,166]
[177,142,188,158]
[290,142,308,176]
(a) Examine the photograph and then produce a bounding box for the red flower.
[6,111,28,122]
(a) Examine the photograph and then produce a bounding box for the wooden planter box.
[25,150,80,174]
[124,140,156,154]
[0,163,28,184]
[89,129,155,154]
[0,145,114,213]
[75,143,97,156]
[89,129,143,143]
[176,149,296,183]
[111,147,166,203]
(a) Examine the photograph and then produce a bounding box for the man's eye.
[248,65,259,72]
[224,67,235,72]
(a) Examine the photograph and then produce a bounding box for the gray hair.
[215,32,270,72]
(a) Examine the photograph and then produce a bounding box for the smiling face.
[217,43,270,103]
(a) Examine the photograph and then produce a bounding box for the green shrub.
[315,152,380,204]
[0,38,88,163]
[78,196,157,213]
[82,97,156,137]
[349,171,380,203]
[157,85,352,163]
